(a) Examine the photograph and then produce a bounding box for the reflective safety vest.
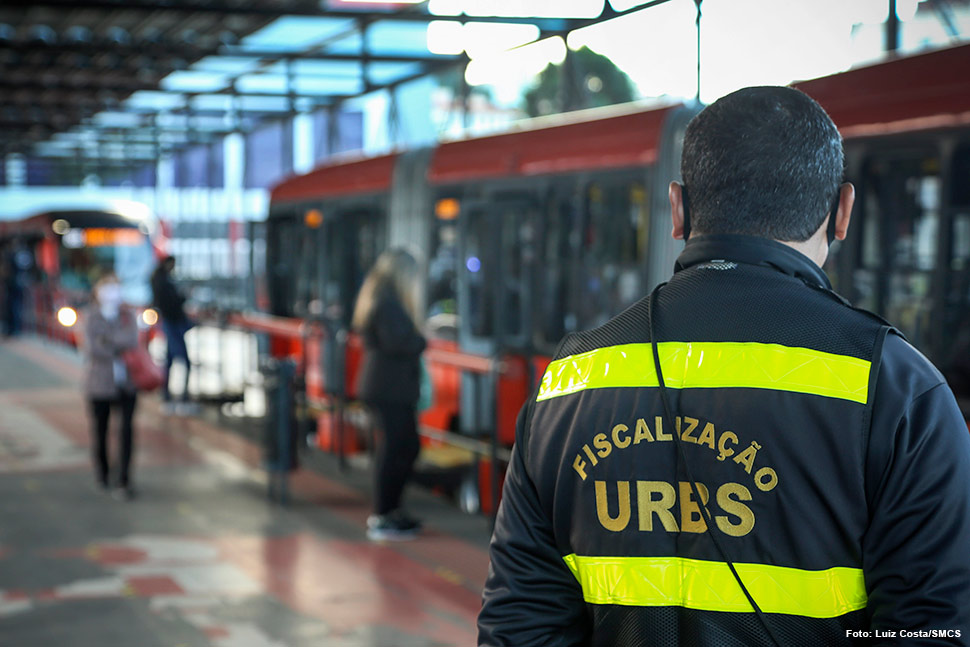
[480,234,970,646]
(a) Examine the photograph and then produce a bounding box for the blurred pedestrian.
[150,255,194,415]
[82,273,139,500]
[352,248,427,541]
[4,241,32,336]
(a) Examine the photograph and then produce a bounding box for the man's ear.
[834,182,855,241]
[669,181,686,240]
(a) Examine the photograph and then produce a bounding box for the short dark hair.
[681,86,843,242]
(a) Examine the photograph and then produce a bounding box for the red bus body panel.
[429,104,675,184]
[794,44,970,137]
[271,154,397,204]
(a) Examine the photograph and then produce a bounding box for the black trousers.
[89,392,137,487]
[369,401,420,515]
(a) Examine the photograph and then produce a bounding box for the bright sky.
[434,0,941,104]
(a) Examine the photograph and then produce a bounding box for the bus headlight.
[57,307,78,328]
[141,308,159,326]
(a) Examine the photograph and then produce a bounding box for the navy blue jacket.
[479,235,970,646]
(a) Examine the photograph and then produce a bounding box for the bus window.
[575,181,649,330]
[859,155,940,350]
[323,208,385,326]
[59,229,153,305]
[463,205,493,339]
[536,194,577,351]
[267,215,299,317]
[427,215,458,320]
[460,199,534,348]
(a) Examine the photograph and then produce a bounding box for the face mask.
[97,283,122,311]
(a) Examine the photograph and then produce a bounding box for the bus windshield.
[59,228,155,306]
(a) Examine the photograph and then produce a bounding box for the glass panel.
[575,181,649,330]
[58,230,154,305]
[463,206,493,339]
[460,201,533,344]
[498,205,530,341]
[864,156,940,348]
[428,216,459,318]
[323,209,385,326]
[537,197,575,349]
[268,215,298,316]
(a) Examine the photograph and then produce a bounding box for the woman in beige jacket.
[82,273,139,500]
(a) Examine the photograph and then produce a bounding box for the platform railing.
[178,307,515,514]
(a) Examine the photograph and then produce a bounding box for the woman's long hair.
[351,248,422,331]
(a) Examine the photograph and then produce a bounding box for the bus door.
[854,152,943,359]
[457,198,537,442]
[320,206,385,397]
[320,206,385,327]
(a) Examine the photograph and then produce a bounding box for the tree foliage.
[523,46,637,117]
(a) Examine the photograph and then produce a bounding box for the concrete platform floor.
[0,337,489,647]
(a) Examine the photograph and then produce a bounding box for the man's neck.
[778,228,828,268]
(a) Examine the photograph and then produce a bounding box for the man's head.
[674,86,846,244]
[161,255,176,273]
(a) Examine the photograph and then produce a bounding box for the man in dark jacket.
[478,87,970,646]
[150,255,194,414]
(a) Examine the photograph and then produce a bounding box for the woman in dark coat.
[82,273,139,500]
[352,248,427,541]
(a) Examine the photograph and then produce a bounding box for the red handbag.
[122,346,165,392]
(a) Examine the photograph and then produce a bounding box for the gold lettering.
[593,433,612,459]
[573,455,588,481]
[679,481,710,533]
[655,416,672,441]
[595,481,631,532]
[715,483,755,537]
[733,441,761,474]
[680,417,700,444]
[582,444,599,467]
[696,422,716,450]
[612,423,630,449]
[636,481,678,532]
[634,418,654,444]
[754,467,779,492]
[717,431,738,461]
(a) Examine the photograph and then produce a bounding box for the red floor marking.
[202,626,231,639]
[126,576,185,597]
[90,545,150,566]
[216,533,479,645]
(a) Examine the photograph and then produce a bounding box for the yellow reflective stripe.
[563,554,867,619]
[537,342,870,404]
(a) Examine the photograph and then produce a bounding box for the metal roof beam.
[2,1,576,30]
[0,79,350,103]
[0,41,460,65]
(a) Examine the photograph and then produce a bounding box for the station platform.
[0,336,489,646]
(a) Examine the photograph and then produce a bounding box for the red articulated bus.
[0,203,163,344]
[255,43,970,513]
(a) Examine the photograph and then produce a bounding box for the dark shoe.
[366,513,420,541]
[387,509,422,531]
